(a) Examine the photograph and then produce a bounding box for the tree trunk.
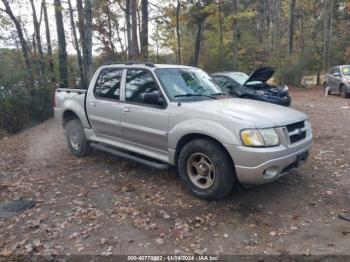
[68,0,85,88]
[54,0,68,88]
[125,0,132,60]
[194,20,204,66]
[287,0,296,56]
[176,0,181,64]
[218,0,224,66]
[84,0,93,81]
[1,0,34,90]
[76,0,93,84]
[140,0,148,60]
[232,0,239,70]
[42,0,54,78]
[29,0,45,75]
[130,0,139,60]
[76,0,87,83]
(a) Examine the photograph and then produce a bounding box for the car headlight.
[240,128,279,147]
[284,85,289,91]
[305,120,313,138]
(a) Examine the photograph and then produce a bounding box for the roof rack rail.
[103,61,156,67]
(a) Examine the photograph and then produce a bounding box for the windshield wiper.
[174,93,217,99]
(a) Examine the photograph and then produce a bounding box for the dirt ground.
[1,87,350,257]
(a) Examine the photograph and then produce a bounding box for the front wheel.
[178,139,235,200]
[65,119,92,157]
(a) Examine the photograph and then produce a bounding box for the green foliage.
[0,87,53,134]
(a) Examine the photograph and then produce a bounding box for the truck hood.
[184,98,307,128]
[244,67,274,84]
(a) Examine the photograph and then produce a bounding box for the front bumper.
[224,138,312,185]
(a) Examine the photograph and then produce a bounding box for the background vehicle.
[54,62,312,200]
[211,67,291,106]
[324,65,350,98]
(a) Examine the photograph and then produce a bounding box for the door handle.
[123,107,130,112]
[90,101,96,107]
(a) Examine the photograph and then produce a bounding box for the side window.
[94,68,123,100]
[125,69,163,106]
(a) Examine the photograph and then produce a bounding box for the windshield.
[155,68,223,101]
[228,72,262,86]
[341,66,350,76]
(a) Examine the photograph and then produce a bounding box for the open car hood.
[244,67,275,85]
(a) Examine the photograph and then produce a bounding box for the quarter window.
[125,69,162,106]
[95,68,123,100]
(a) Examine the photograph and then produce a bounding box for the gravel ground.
[0,87,350,257]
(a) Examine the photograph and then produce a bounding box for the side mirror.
[158,96,165,107]
[142,91,166,107]
[333,72,341,77]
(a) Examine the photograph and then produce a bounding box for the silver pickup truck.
[54,62,312,200]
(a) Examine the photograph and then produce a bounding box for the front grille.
[290,131,306,143]
[286,121,304,132]
[286,121,307,144]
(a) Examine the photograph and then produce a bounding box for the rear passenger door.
[86,67,124,140]
[121,69,169,153]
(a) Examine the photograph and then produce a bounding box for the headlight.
[305,120,313,138]
[284,85,289,91]
[240,128,279,147]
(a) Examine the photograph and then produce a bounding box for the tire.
[65,119,92,157]
[178,138,235,200]
[340,85,349,98]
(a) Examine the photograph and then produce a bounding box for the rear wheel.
[340,85,349,98]
[65,119,92,157]
[178,139,235,200]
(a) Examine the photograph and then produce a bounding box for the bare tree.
[76,0,93,84]
[0,0,34,89]
[84,0,93,81]
[29,0,45,75]
[105,2,116,56]
[118,0,132,60]
[194,19,204,66]
[176,0,181,64]
[68,0,85,88]
[140,0,148,60]
[42,0,54,78]
[287,0,296,56]
[130,0,139,59]
[232,0,239,70]
[323,0,333,70]
[54,0,68,88]
[218,0,224,65]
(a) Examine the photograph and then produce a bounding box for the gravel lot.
[0,87,350,257]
